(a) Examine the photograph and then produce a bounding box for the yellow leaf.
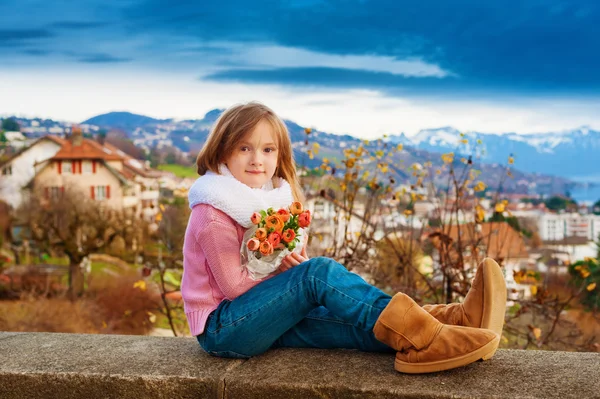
[133,280,147,291]
[403,209,413,216]
[476,206,485,223]
[581,270,591,279]
[587,283,597,291]
[530,285,538,296]
[396,144,403,151]
[474,181,487,192]
[147,312,156,323]
[460,139,468,144]
[495,203,505,213]
[441,152,454,164]
[532,327,541,340]
[508,156,514,165]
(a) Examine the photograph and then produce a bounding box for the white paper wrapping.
[240,225,308,280]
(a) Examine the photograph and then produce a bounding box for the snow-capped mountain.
[388,126,600,181]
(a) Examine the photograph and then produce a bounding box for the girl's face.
[224,119,279,188]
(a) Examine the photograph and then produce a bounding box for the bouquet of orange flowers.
[241,201,311,280]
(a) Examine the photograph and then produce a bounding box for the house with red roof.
[29,128,162,219]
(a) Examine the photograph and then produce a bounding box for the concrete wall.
[1,332,598,399]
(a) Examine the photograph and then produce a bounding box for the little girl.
[182,102,507,374]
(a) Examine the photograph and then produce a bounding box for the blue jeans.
[196,257,395,359]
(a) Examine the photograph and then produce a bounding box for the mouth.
[246,170,264,174]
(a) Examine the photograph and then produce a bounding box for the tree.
[1,118,20,132]
[544,196,577,212]
[143,201,190,336]
[593,199,600,215]
[105,130,146,159]
[18,186,145,301]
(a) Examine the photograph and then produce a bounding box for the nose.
[250,150,263,166]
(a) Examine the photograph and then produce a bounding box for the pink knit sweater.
[182,203,279,336]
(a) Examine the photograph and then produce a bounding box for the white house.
[3,131,30,149]
[306,196,384,253]
[0,135,65,209]
[538,212,600,242]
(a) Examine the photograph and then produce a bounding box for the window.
[50,187,63,200]
[44,186,64,200]
[1,165,11,175]
[63,161,72,174]
[83,161,93,174]
[91,185,111,200]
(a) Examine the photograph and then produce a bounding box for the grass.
[157,164,197,178]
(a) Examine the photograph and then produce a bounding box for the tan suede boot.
[423,257,507,360]
[373,292,499,374]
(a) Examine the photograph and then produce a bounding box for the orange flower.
[268,231,282,248]
[290,201,303,215]
[276,208,291,222]
[282,229,296,243]
[247,238,260,251]
[265,215,284,233]
[259,241,274,256]
[298,210,311,228]
[250,212,262,225]
[255,228,267,241]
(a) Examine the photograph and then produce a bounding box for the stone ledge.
[1,332,598,399]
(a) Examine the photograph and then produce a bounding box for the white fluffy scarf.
[188,164,294,228]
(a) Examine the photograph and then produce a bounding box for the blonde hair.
[196,102,305,202]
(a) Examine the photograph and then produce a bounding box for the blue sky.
[1,0,599,138]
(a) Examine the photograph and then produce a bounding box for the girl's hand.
[300,234,309,259]
[279,252,308,272]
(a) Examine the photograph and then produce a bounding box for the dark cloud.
[21,49,52,56]
[1,0,600,97]
[50,21,109,30]
[126,0,600,94]
[76,54,132,63]
[182,45,236,55]
[0,29,53,42]
[204,66,600,98]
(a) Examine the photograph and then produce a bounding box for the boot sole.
[394,334,500,374]
[479,258,507,360]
